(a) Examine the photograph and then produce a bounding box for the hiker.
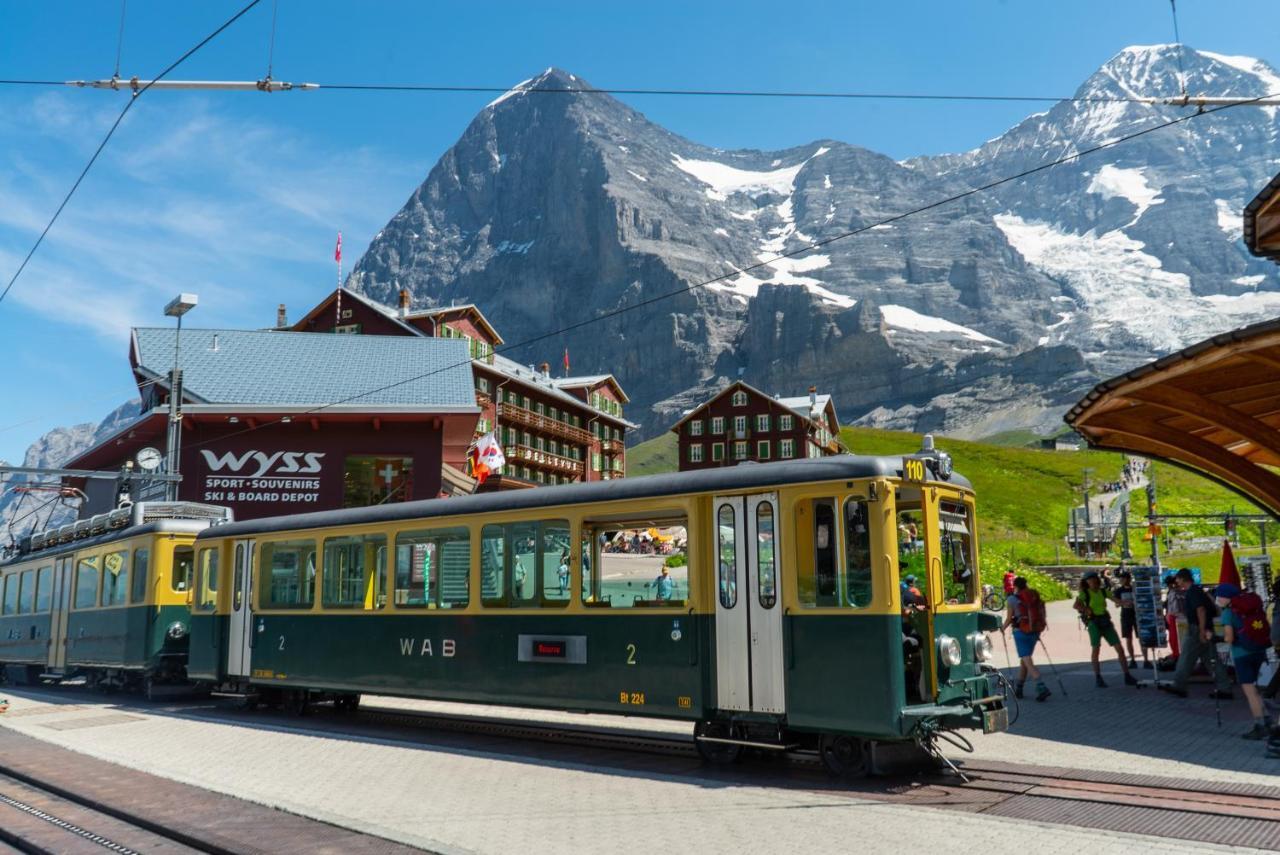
[1073,571,1138,688]
[1001,576,1050,701]
[902,574,928,610]
[1161,568,1233,700]
[1112,570,1151,669]
[1164,573,1185,665]
[1002,569,1017,598]
[1215,582,1273,740]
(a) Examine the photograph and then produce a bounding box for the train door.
[713,493,785,714]
[46,556,73,671]
[226,540,255,678]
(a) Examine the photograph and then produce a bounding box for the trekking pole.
[999,627,1014,670]
[1038,638,1069,698]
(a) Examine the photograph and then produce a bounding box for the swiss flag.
[334,232,342,263]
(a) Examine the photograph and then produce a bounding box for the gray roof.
[200,454,973,540]
[488,354,637,427]
[132,328,478,409]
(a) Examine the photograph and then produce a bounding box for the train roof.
[1,519,214,569]
[199,454,972,540]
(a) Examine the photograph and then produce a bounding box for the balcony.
[600,438,625,455]
[605,456,625,474]
[505,444,586,477]
[498,402,593,445]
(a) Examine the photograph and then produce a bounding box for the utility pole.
[1082,467,1094,526]
[1147,465,1160,569]
[163,294,198,502]
[1120,500,1132,560]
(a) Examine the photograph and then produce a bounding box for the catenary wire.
[113,0,128,80]
[0,76,1157,105]
[0,0,265,307]
[182,93,1267,453]
[1169,0,1188,97]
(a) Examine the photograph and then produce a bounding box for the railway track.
[0,771,206,855]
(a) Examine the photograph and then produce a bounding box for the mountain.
[345,47,1280,440]
[0,400,140,547]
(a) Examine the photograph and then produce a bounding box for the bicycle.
[981,584,1006,611]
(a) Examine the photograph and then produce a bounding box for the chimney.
[276,304,288,328]
[809,385,817,406]
[399,288,411,318]
[539,362,551,378]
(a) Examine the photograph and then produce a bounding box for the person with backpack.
[1161,568,1233,699]
[1073,571,1138,688]
[1112,570,1152,670]
[1215,582,1273,740]
[1001,576,1050,701]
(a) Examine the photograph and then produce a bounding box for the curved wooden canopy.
[1065,316,1280,516]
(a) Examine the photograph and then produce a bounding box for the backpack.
[1016,588,1048,634]
[1230,592,1272,649]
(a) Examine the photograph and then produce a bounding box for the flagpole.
[334,231,343,330]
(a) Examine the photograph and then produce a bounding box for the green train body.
[0,504,229,692]
[187,454,1006,759]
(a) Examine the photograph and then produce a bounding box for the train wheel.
[288,690,310,717]
[819,734,868,778]
[694,720,742,765]
[334,694,361,713]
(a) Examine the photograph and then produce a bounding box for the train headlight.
[166,621,188,641]
[970,632,994,662]
[937,634,962,667]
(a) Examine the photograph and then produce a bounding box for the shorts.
[1012,629,1039,659]
[1086,618,1120,648]
[1120,609,1136,639]
[1233,649,1268,685]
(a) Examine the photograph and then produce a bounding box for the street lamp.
[164,293,198,501]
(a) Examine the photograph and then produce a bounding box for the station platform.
[0,598,1273,853]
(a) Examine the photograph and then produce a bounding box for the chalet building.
[66,329,481,521]
[670,381,841,472]
[283,288,634,487]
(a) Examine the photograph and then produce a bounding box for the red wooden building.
[284,288,633,487]
[670,381,841,471]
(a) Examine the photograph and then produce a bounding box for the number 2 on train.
[625,643,636,665]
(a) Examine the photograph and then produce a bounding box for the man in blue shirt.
[650,566,675,600]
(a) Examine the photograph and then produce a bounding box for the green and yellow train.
[1,450,1006,774]
[0,503,231,696]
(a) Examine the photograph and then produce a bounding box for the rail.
[505,443,586,477]
[498,403,594,445]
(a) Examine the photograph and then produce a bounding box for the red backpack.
[1230,592,1272,648]
[1017,588,1048,634]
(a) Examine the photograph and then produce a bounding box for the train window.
[940,501,977,605]
[102,550,129,607]
[18,569,34,614]
[195,548,219,612]
[718,504,737,608]
[581,518,688,608]
[35,566,52,612]
[233,544,245,611]
[259,539,317,609]
[74,556,101,609]
[1,574,15,615]
[844,500,873,608]
[757,504,776,609]
[322,534,388,609]
[796,498,845,608]
[395,527,470,608]
[171,547,195,593]
[481,519,572,607]
[130,549,149,604]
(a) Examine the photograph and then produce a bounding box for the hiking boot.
[1158,683,1188,697]
[1095,674,1108,688]
[1035,685,1051,702]
[1014,683,1024,699]
[1129,659,1138,668]
[1124,673,1138,687]
[1209,690,1234,701]
[1243,723,1271,741]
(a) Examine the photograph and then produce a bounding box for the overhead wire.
[0,0,265,307]
[113,0,128,80]
[181,92,1270,453]
[1169,0,1189,97]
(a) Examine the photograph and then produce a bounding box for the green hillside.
[626,425,1264,580]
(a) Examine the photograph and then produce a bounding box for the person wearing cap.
[1073,570,1138,688]
[1161,568,1233,700]
[1216,582,1271,740]
[1111,569,1151,670]
[902,574,927,610]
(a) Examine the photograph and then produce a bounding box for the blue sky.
[1,0,1279,462]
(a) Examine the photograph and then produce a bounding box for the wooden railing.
[498,403,593,445]
[505,444,586,477]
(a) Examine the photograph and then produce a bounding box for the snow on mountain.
[335,48,1280,438]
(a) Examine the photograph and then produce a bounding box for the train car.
[0,502,231,695]
[190,447,1005,774]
